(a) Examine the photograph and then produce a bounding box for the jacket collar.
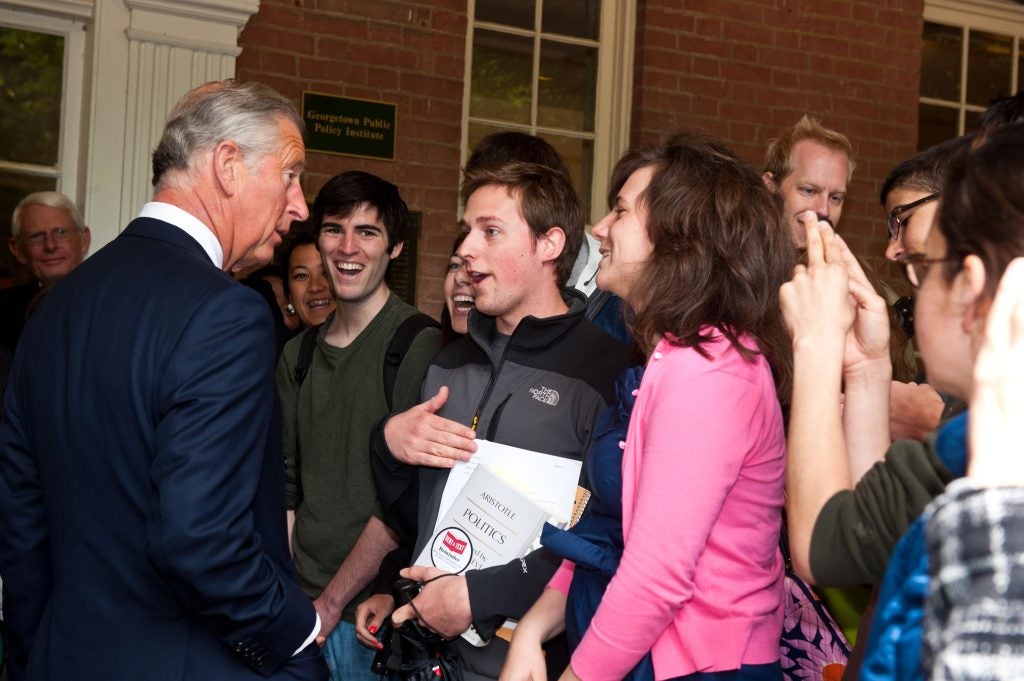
[467,288,588,357]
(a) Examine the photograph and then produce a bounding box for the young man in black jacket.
[360,161,634,680]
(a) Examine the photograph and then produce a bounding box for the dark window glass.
[0,28,64,166]
[476,0,535,29]
[967,30,1012,106]
[538,40,597,131]
[918,103,959,151]
[921,22,962,102]
[543,0,600,39]
[470,30,533,125]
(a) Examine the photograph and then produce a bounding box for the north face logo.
[529,386,560,406]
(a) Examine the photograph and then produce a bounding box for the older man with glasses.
[0,191,91,351]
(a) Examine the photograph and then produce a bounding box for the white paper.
[414,464,548,574]
[436,439,582,526]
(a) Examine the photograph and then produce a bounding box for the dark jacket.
[0,218,325,680]
[372,292,634,678]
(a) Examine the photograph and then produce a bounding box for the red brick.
[694,16,723,38]
[646,27,679,50]
[760,46,808,71]
[241,25,315,54]
[260,50,297,77]
[298,57,366,85]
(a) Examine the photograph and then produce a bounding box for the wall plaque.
[302,91,396,161]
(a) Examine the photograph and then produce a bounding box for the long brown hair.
[613,132,795,401]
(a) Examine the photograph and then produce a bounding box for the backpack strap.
[292,326,319,385]
[384,313,440,410]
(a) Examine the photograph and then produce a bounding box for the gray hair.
[11,191,84,238]
[151,80,304,189]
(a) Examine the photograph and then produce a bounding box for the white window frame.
[922,0,1024,136]
[462,0,636,222]
[0,3,88,206]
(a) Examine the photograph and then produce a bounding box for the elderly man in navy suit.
[0,81,327,680]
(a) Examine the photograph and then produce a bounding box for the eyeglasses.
[19,227,80,247]
[901,253,957,289]
[887,192,940,241]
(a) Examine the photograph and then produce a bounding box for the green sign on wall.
[302,91,396,161]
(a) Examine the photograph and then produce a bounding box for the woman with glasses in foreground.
[782,122,1024,680]
[500,132,794,681]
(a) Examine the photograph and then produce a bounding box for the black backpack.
[291,312,439,410]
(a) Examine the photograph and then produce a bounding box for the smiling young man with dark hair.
[276,170,442,681]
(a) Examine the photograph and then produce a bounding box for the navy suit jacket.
[0,218,327,680]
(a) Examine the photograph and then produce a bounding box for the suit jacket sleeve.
[145,285,315,675]
[0,364,53,680]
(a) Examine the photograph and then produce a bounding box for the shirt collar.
[137,202,224,269]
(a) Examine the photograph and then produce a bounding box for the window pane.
[918,103,959,151]
[476,0,535,29]
[0,28,64,166]
[964,109,983,134]
[921,22,962,102]
[544,133,594,217]
[967,30,1012,106]
[467,122,513,156]
[538,40,597,131]
[0,171,58,281]
[543,0,600,39]
[465,124,593,219]
[470,30,533,125]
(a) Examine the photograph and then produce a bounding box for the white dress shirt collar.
[137,202,224,269]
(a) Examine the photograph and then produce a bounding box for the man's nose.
[456,232,477,260]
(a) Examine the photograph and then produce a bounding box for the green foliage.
[0,28,64,166]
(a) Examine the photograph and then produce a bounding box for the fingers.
[401,565,443,581]
[386,399,477,467]
[390,601,415,627]
[423,385,450,415]
[801,211,841,268]
[801,211,825,266]
[985,258,1024,350]
[355,595,394,648]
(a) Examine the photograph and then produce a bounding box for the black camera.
[369,578,462,679]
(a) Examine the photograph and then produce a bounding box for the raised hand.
[780,212,854,353]
[968,258,1024,486]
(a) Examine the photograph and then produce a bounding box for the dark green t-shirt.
[276,294,442,620]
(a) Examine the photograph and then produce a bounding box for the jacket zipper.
[485,393,513,441]
[469,329,516,431]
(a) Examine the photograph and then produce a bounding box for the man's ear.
[388,240,405,261]
[538,226,566,264]
[212,140,244,196]
[762,171,777,192]
[959,254,990,328]
[79,227,91,257]
[9,238,28,266]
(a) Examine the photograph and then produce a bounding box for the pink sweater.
[549,332,786,680]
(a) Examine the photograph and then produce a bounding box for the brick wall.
[236,0,468,315]
[631,0,924,288]
[238,0,925,311]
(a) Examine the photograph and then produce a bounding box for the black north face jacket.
[371,292,635,678]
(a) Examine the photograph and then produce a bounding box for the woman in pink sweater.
[500,133,794,681]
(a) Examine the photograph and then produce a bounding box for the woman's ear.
[960,254,991,331]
